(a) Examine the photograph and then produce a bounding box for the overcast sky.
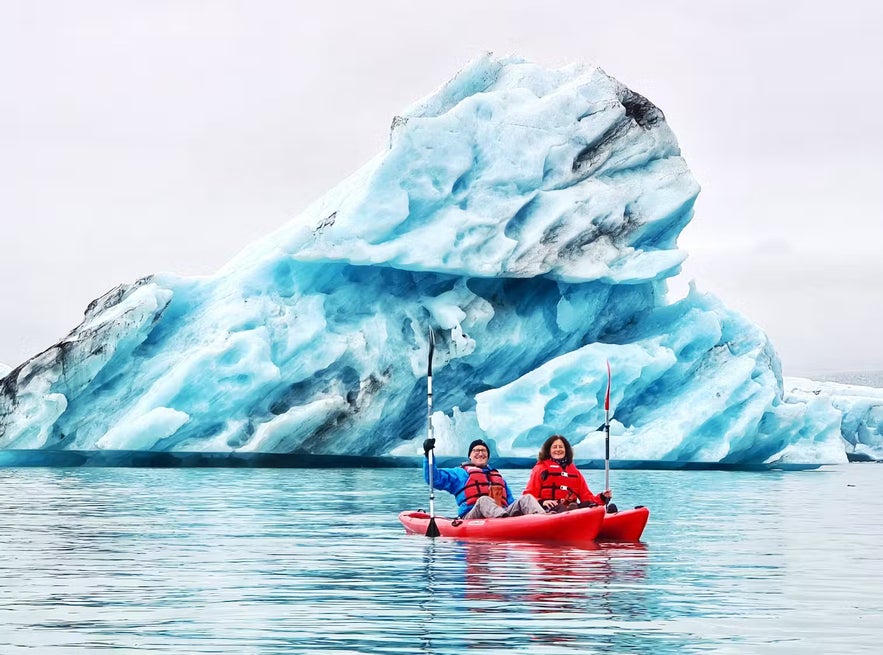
[1,1,881,377]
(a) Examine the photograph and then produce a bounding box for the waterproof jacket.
[423,458,516,517]
[522,459,603,505]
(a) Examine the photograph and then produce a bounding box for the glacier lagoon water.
[1,465,881,654]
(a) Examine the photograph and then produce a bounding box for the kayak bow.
[596,506,650,541]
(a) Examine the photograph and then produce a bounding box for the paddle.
[425,328,440,538]
[604,359,612,494]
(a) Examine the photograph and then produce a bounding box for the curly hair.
[537,434,573,465]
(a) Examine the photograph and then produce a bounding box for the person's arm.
[523,464,542,497]
[423,457,462,495]
[525,464,557,510]
[578,467,613,504]
[574,467,602,504]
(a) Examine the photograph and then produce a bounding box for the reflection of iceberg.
[0,54,879,465]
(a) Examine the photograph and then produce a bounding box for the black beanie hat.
[467,439,490,457]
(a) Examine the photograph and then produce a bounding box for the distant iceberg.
[1,54,879,465]
[784,377,883,461]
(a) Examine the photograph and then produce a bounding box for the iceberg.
[784,378,883,461]
[0,54,878,466]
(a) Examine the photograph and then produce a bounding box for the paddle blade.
[428,328,435,376]
[425,516,441,538]
[605,360,611,411]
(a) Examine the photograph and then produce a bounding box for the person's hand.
[422,437,436,456]
[542,499,559,510]
[599,489,613,503]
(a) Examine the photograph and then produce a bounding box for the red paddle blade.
[605,360,611,411]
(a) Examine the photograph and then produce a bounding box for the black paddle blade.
[425,517,441,538]
[427,328,435,376]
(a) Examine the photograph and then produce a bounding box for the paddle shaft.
[426,329,438,534]
[604,360,611,492]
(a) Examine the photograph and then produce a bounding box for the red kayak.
[399,505,606,543]
[399,505,649,543]
[597,506,650,541]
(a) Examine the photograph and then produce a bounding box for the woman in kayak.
[523,434,614,512]
[423,437,545,519]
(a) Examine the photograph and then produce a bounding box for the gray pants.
[462,494,545,519]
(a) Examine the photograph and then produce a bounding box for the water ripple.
[1,466,882,653]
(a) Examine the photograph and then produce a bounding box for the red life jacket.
[459,465,507,507]
[537,460,581,503]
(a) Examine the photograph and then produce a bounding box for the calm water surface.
[1,465,881,654]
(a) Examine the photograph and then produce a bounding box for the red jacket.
[523,459,603,505]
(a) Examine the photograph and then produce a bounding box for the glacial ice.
[1,53,880,465]
[783,378,883,461]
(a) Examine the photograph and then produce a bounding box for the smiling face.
[469,444,489,466]
[550,439,567,460]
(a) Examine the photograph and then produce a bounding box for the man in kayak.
[422,437,545,519]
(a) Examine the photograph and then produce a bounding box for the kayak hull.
[399,505,649,543]
[598,506,650,541]
[398,505,606,543]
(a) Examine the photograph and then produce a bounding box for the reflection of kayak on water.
[461,539,649,602]
[398,505,649,543]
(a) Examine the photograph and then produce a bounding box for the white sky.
[1,1,881,377]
